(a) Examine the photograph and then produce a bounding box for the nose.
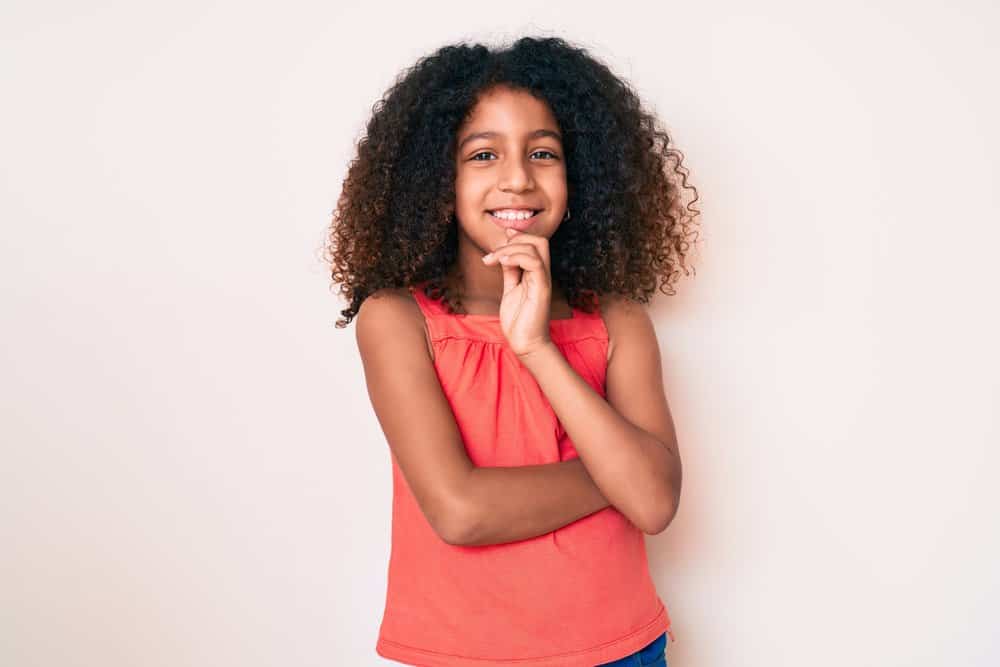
[498,155,534,193]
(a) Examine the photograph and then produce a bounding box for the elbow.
[641,495,679,536]
[438,517,472,546]
[433,497,479,546]
[422,469,480,546]
[641,506,675,536]
[643,454,682,535]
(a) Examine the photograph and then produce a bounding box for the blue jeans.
[595,631,667,667]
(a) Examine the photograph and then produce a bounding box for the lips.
[487,209,541,231]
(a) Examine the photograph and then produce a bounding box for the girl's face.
[453,85,568,255]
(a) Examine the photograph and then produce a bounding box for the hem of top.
[375,602,669,667]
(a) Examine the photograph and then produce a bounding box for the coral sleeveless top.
[375,281,672,667]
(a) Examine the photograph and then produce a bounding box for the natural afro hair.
[324,36,701,327]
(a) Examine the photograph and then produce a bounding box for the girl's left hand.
[481,227,553,358]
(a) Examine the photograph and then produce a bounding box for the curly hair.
[324,36,701,328]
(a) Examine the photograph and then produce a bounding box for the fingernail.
[482,253,493,262]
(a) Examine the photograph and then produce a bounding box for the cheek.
[539,168,568,196]
[455,177,490,209]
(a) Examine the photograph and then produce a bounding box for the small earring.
[563,208,571,222]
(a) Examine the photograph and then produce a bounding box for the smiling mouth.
[487,210,543,220]
[488,210,542,231]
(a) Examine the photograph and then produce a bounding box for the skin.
[355,84,682,548]
[447,84,571,324]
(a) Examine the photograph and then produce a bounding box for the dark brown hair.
[324,36,701,327]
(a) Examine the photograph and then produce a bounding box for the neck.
[447,231,565,305]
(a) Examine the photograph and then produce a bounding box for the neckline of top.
[409,283,594,323]
[439,310,577,322]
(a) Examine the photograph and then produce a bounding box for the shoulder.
[355,286,434,361]
[356,286,417,327]
[598,294,657,365]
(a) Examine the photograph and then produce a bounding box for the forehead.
[459,86,560,135]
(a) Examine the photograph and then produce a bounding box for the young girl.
[326,36,700,667]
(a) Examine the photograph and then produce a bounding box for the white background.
[2,1,998,665]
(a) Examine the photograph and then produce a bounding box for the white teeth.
[490,210,536,220]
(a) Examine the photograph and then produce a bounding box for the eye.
[469,150,559,161]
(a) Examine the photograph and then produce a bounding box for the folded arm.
[517,295,683,535]
[356,288,608,547]
[458,458,608,546]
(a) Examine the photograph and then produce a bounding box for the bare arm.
[356,288,609,546]
[460,458,609,546]
[517,296,682,535]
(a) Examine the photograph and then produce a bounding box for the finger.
[483,244,542,264]
[498,250,525,296]
[498,231,549,268]
[500,253,548,298]
[487,243,541,258]
[497,252,546,273]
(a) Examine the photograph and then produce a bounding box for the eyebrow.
[457,128,563,151]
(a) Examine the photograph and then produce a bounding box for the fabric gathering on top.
[375,281,673,667]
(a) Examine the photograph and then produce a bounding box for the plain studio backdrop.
[2,1,997,665]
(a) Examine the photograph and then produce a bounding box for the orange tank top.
[375,281,673,666]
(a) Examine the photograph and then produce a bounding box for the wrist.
[515,339,558,366]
